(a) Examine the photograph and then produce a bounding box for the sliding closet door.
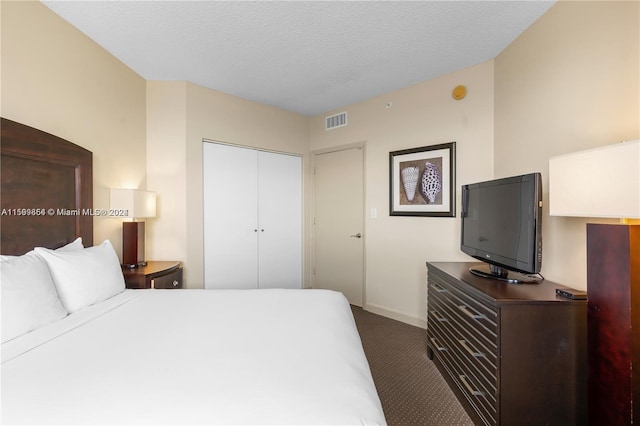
[257,151,302,289]
[203,143,258,289]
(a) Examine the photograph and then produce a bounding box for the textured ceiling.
[42,1,555,116]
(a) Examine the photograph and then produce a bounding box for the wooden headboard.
[1,118,93,255]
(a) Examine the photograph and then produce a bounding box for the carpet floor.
[351,306,474,426]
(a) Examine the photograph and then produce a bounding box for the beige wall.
[495,0,639,289]
[146,81,310,287]
[1,1,147,257]
[146,81,188,266]
[310,62,495,326]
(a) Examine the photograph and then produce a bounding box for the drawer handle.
[172,280,179,287]
[459,339,485,358]
[458,305,485,320]
[459,374,484,396]
[429,337,447,351]
[430,283,448,293]
[431,311,448,322]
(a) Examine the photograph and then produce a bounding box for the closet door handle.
[350,233,362,238]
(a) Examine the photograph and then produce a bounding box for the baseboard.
[364,303,427,329]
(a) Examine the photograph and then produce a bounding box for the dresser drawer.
[427,265,499,426]
[429,275,498,352]
[430,272,498,337]
[428,307,498,423]
[152,267,183,289]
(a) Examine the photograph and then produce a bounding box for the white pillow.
[55,237,84,252]
[34,240,125,313]
[1,253,68,343]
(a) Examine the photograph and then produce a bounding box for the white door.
[203,143,258,289]
[258,151,302,289]
[203,142,302,289]
[313,146,364,306]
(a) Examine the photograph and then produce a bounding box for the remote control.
[556,288,587,300]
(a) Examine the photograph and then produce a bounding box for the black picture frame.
[389,142,456,217]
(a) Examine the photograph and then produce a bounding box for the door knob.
[350,233,362,238]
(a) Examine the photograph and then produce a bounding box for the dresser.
[426,262,586,425]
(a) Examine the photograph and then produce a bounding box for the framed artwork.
[389,142,456,217]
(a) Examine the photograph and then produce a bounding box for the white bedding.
[1,289,386,425]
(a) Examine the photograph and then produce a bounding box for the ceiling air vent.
[325,111,348,130]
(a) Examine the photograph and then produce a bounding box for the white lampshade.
[549,140,640,219]
[109,189,156,219]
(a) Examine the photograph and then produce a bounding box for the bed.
[0,118,386,425]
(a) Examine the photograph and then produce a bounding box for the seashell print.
[421,162,442,203]
[401,166,420,201]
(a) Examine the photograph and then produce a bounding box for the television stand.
[469,264,541,284]
[426,262,586,425]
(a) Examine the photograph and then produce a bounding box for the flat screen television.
[460,172,543,284]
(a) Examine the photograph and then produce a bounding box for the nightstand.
[122,261,183,289]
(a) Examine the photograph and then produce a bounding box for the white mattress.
[1,289,385,425]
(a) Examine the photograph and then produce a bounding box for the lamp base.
[587,223,639,425]
[122,221,146,268]
[122,261,148,269]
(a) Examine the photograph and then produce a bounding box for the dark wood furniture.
[122,221,146,267]
[587,223,639,425]
[123,261,183,289]
[426,262,587,426]
[1,118,93,255]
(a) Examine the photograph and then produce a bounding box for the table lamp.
[549,139,639,425]
[110,189,156,268]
